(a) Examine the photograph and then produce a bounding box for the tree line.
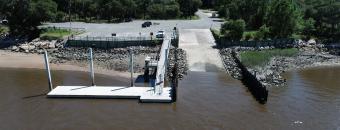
[209,0,339,41]
[0,0,338,41]
[0,0,201,37]
[53,0,201,22]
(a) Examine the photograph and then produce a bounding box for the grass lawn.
[40,28,76,40]
[240,48,299,67]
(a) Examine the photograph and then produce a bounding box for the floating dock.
[47,86,172,103]
[44,36,173,103]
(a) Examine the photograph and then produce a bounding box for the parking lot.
[43,10,223,38]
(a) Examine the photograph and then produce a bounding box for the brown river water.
[0,67,339,130]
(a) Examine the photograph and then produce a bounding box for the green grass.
[242,31,257,40]
[0,25,9,34]
[40,28,76,40]
[240,48,299,67]
[210,28,221,38]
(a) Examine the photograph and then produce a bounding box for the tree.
[301,18,316,40]
[177,0,201,18]
[164,3,181,19]
[32,0,58,21]
[308,1,340,41]
[266,0,302,38]
[217,0,269,29]
[6,0,57,38]
[221,19,246,41]
[201,0,217,8]
[147,4,164,19]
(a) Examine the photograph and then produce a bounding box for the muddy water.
[0,67,339,130]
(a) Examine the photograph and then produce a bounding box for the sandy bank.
[0,50,134,80]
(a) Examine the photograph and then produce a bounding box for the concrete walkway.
[179,29,224,72]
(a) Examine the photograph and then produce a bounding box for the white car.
[0,19,8,24]
[156,31,165,38]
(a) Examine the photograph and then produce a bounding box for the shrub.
[221,19,245,41]
[254,24,270,40]
[244,33,253,41]
[40,28,72,40]
[55,11,66,22]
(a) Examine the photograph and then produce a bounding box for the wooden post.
[44,50,53,91]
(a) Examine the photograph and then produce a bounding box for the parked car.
[142,21,152,28]
[124,17,133,22]
[0,19,8,25]
[156,30,165,38]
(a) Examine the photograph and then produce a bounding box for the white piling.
[44,50,53,91]
[130,48,134,87]
[89,48,95,86]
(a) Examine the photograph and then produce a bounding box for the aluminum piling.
[89,48,95,86]
[130,48,134,87]
[44,50,53,91]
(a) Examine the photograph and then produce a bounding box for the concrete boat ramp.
[47,86,172,103]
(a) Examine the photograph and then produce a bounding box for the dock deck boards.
[47,86,172,103]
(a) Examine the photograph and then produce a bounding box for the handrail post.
[44,49,53,91]
[89,48,95,86]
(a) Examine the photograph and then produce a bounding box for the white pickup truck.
[156,30,165,38]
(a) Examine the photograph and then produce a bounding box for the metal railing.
[66,36,163,49]
[69,36,153,41]
[154,36,171,95]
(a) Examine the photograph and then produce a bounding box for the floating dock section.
[47,86,172,103]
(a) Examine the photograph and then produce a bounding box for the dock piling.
[44,49,53,91]
[89,48,95,86]
[130,48,134,87]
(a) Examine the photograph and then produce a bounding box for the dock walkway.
[48,86,172,103]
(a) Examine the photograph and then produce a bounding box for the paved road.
[43,10,223,37]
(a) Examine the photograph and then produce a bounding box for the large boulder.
[19,44,35,51]
[11,46,18,52]
[48,41,56,49]
[307,39,316,46]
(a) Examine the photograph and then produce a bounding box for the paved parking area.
[43,10,223,37]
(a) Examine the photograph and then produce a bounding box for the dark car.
[124,18,133,22]
[142,21,152,28]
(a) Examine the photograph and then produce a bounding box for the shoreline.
[0,50,134,80]
[219,47,340,87]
